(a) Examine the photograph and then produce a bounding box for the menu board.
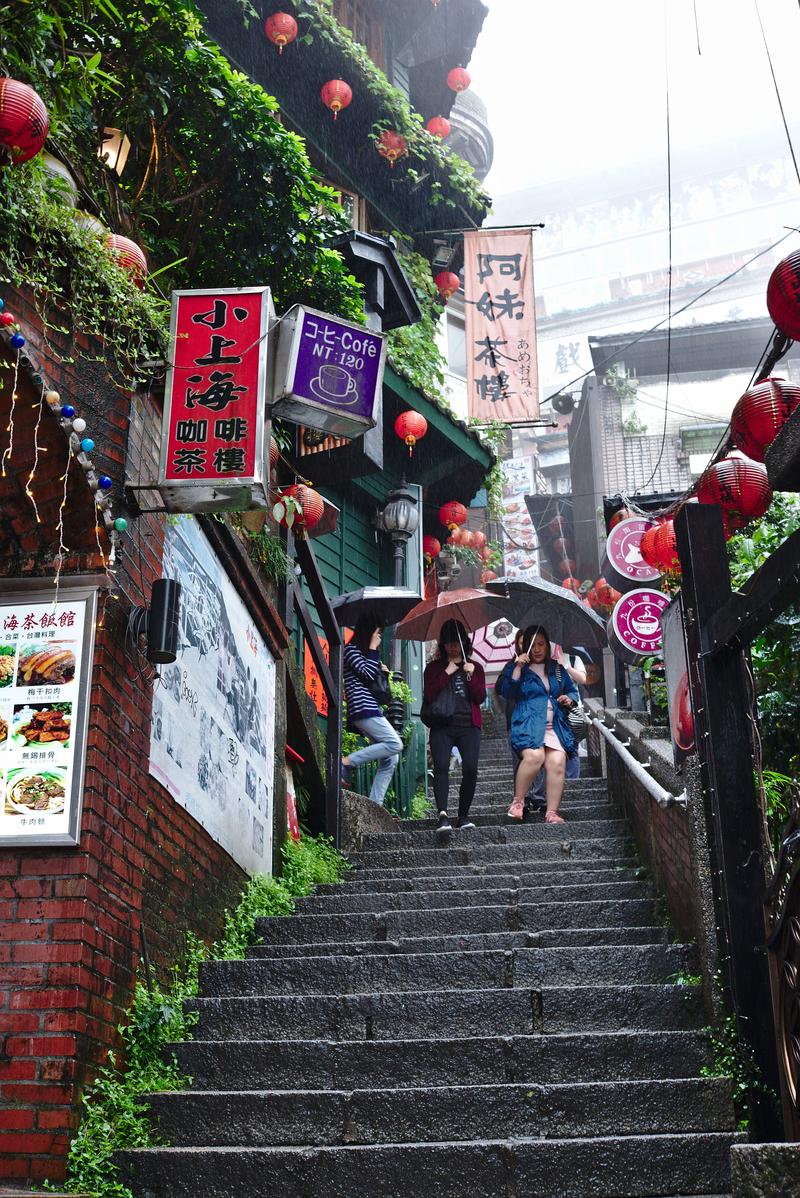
[500,457,540,581]
[0,584,97,847]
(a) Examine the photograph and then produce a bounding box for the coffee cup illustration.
[310,365,358,406]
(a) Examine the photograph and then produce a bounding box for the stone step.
[405,806,617,827]
[360,819,628,851]
[118,1132,739,1197]
[147,1077,734,1147]
[294,879,650,916]
[171,1029,713,1091]
[199,944,693,998]
[345,857,641,883]
[187,982,704,1041]
[347,837,632,870]
[318,865,642,895]
[256,899,659,944]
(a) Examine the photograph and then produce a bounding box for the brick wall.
[0,291,288,1184]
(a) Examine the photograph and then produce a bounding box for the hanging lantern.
[548,515,567,537]
[730,377,800,463]
[480,570,498,584]
[104,234,148,288]
[264,12,298,52]
[608,507,632,531]
[376,130,407,167]
[639,523,662,569]
[552,537,572,556]
[0,78,49,164]
[439,500,468,530]
[394,410,428,458]
[423,535,441,561]
[472,530,487,550]
[696,453,772,523]
[320,79,352,120]
[460,529,476,549]
[434,270,460,302]
[596,581,623,609]
[641,519,680,573]
[426,116,451,140]
[562,577,582,594]
[767,251,800,341]
[447,66,471,93]
[269,437,280,471]
[557,558,577,578]
[273,484,324,532]
[479,545,491,563]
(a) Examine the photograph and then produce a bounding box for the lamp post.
[378,482,419,673]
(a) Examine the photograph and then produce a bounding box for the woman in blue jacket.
[497,624,579,824]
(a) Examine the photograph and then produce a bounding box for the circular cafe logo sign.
[611,588,669,656]
[606,518,662,583]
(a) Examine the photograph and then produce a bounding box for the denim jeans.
[349,715,403,806]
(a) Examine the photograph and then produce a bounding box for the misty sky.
[469,0,800,205]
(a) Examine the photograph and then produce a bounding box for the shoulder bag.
[420,675,457,728]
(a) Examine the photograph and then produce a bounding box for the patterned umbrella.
[394,587,508,644]
[470,619,518,682]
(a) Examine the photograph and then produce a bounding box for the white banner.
[500,458,540,581]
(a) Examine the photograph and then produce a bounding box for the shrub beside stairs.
[118,732,740,1196]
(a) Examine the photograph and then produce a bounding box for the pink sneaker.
[544,810,565,824]
[507,798,525,820]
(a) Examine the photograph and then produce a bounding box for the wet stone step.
[294,879,650,916]
[359,820,629,852]
[346,837,633,870]
[345,857,641,883]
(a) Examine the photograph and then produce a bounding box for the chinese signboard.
[662,594,695,771]
[149,518,276,874]
[304,628,353,717]
[272,305,386,438]
[500,458,540,581]
[463,228,540,423]
[0,583,97,848]
[608,587,669,665]
[603,517,662,593]
[159,287,272,512]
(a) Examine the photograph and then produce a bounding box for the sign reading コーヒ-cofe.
[607,587,669,665]
[271,305,386,438]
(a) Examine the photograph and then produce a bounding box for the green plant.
[621,411,648,436]
[760,768,796,858]
[604,363,639,402]
[639,656,668,716]
[388,675,413,707]
[701,1011,776,1131]
[471,420,507,522]
[230,518,291,585]
[385,245,448,404]
[409,785,432,820]
[669,970,702,987]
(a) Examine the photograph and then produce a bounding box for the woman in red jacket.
[422,619,486,834]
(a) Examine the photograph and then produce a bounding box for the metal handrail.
[592,717,688,810]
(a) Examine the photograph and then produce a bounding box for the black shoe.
[436,812,452,835]
[457,819,476,830]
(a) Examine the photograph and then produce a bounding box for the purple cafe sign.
[602,517,662,593]
[607,587,670,665]
[271,305,387,438]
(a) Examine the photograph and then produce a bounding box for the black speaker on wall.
[147,578,181,664]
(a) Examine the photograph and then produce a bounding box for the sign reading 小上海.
[603,518,662,593]
[272,305,386,438]
[463,228,540,423]
[608,587,670,664]
[159,287,273,511]
[0,584,97,848]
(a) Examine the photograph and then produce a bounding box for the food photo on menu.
[3,766,67,817]
[0,710,8,744]
[16,644,76,688]
[11,703,71,749]
[0,645,14,687]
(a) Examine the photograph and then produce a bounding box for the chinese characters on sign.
[499,458,540,581]
[0,586,97,848]
[463,229,540,423]
[159,288,272,506]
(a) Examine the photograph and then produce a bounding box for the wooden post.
[675,502,781,1139]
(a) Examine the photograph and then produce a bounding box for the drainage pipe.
[591,718,688,810]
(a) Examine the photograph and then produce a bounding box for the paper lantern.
[548,516,567,537]
[426,116,451,139]
[394,410,428,457]
[423,535,441,560]
[273,484,324,532]
[376,130,407,167]
[439,501,468,530]
[608,506,632,530]
[264,12,298,52]
[0,77,49,164]
[435,271,460,302]
[447,67,471,93]
[595,580,622,608]
[480,570,497,584]
[552,537,572,556]
[696,453,772,523]
[269,437,280,470]
[557,558,577,578]
[767,251,800,341]
[730,377,800,463]
[562,577,581,594]
[641,520,680,573]
[460,529,476,549]
[472,530,487,550]
[104,234,148,287]
[320,79,352,120]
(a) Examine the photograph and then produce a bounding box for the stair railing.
[592,717,688,810]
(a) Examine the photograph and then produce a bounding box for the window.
[333,0,384,68]
[446,316,467,379]
[323,182,366,231]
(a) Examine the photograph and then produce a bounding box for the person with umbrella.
[497,624,580,824]
[422,619,487,834]
[341,614,403,808]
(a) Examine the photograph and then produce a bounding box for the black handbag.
[420,678,457,728]
[366,667,391,705]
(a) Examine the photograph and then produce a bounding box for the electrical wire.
[754,0,800,190]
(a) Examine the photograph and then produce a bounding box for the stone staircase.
[119,734,739,1197]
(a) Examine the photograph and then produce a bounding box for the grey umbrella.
[485,577,607,648]
[331,586,422,628]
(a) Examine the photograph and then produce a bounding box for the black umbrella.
[485,576,607,648]
[331,586,422,628]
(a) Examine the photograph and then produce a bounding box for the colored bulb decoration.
[730,377,800,463]
[104,234,148,288]
[71,417,87,434]
[375,129,407,167]
[557,558,577,578]
[422,535,441,561]
[425,116,451,140]
[562,577,582,594]
[320,79,352,120]
[264,11,298,53]
[61,404,76,420]
[767,250,800,341]
[80,438,95,454]
[434,270,460,302]
[114,518,128,533]
[0,297,4,309]
[696,452,772,523]
[447,66,471,93]
[273,483,324,532]
[98,475,113,491]
[9,332,24,348]
[0,311,16,327]
[0,78,49,164]
[480,570,498,584]
[439,500,468,530]
[394,410,428,457]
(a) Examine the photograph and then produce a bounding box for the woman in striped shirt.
[342,615,403,807]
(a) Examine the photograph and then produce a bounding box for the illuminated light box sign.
[158,287,273,513]
[607,587,669,665]
[272,305,386,438]
[0,582,97,848]
[602,517,662,594]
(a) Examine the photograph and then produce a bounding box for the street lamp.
[377,482,420,673]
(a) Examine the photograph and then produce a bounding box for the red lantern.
[423,535,441,561]
[639,524,662,570]
[730,377,800,463]
[479,546,491,563]
[439,500,468,530]
[448,528,464,546]
[447,67,471,93]
[264,12,298,52]
[480,570,498,584]
[552,537,572,556]
[471,530,487,550]
[608,506,632,530]
[104,234,148,288]
[767,251,800,341]
[641,520,679,573]
[376,130,407,167]
[273,484,324,532]
[460,529,476,549]
[394,410,428,457]
[426,116,451,140]
[696,453,772,523]
[586,587,600,610]
[0,78,48,164]
[320,79,352,120]
[434,270,460,302]
[557,558,577,578]
[596,580,622,608]
[269,437,280,471]
[562,577,581,594]
[548,516,567,537]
